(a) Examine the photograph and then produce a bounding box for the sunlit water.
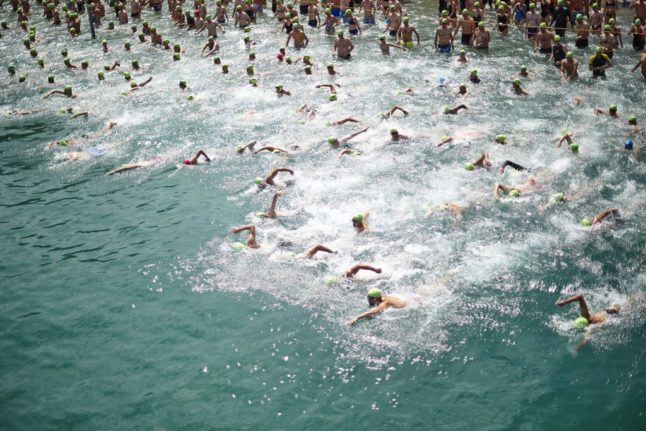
[1,1,645,429]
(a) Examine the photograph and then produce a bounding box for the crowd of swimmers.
[2,0,645,331]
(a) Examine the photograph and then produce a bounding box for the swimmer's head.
[580,217,592,227]
[352,213,364,225]
[441,18,449,25]
[249,77,257,86]
[592,2,599,8]
[574,317,588,328]
[130,81,138,88]
[470,69,478,75]
[495,134,506,143]
[63,85,72,96]
[254,177,265,186]
[464,162,475,171]
[554,35,561,42]
[566,51,573,59]
[441,10,448,16]
[478,21,484,28]
[553,192,565,202]
[345,9,352,15]
[337,30,344,37]
[403,16,409,24]
[576,14,583,21]
[529,2,536,8]
[390,128,398,136]
[379,35,386,40]
[520,65,527,71]
[595,46,602,54]
[304,55,311,61]
[604,24,611,31]
[636,18,642,25]
[609,104,617,113]
[609,18,615,24]
[213,56,221,64]
[327,63,335,69]
[367,288,382,306]
[327,136,338,145]
[569,143,579,152]
[459,49,466,55]
[540,22,547,29]
[509,189,520,197]
[329,94,337,101]
[512,78,521,86]
[628,115,637,125]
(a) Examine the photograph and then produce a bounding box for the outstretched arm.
[265,167,294,184]
[316,84,338,93]
[264,192,282,218]
[345,263,382,278]
[340,127,369,144]
[592,208,619,224]
[331,117,360,125]
[384,105,409,117]
[254,146,288,154]
[347,302,388,325]
[138,76,153,87]
[304,244,335,258]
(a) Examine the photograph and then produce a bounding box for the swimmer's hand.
[346,318,358,326]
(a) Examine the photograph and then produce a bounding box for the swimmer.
[334,30,354,59]
[435,18,454,53]
[128,76,153,93]
[472,21,490,49]
[235,140,258,154]
[43,85,77,99]
[230,224,260,249]
[181,149,211,165]
[106,157,162,175]
[466,151,492,169]
[512,78,529,95]
[327,127,369,147]
[378,35,406,54]
[304,244,336,258]
[444,104,468,115]
[458,83,468,95]
[255,167,295,189]
[344,263,382,278]
[397,16,420,48]
[201,36,219,57]
[494,177,537,199]
[453,9,475,46]
[254,146,289,155]
[457,49,468,63]
[469,70,481,84]
[591,208,622,225]
[326,64,339,76]
[275,85,292,96]
[352,212,368,232]
[428,202,462,223]
[560,52,579,81]
[48,122,117,148]
[534,22,553,54]
[286,23,309,48]
[345,9,362,35]
[347,288,407,325]
[261,192,282,219]
[549,35,568,67]
[499,160,528,174]
[588,47,612,78]
[385,6,402,37]
[555,294,620,324]
[593,104,619,117]
[382,105,409,118]
[316,84,340,94]
[623,116,641,157]
[631,53,646,79]
[389,128,409,142]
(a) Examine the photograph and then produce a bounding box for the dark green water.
[1,2,646,430]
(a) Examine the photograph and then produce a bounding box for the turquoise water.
[2,2,646,429]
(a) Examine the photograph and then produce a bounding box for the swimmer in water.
[261,192,282,219]
[235,140,258,154]
[43,85,77,99]
[397,16,420,49]
[304,244,336,258]
[230,224,260,248]
[465,151,492,170]
[106,157,162,175]
[327,127,369,148]
[494,177,537,199]
[428,202,463,223]
[181,150,211,166]
[254,145,289,155]
[631,53,646,79]
[347,288,407,325]
[128,76,153,93]
[330,117,360,125]
[378,35,406,54]
[352,212,369,232]
[255,167,295,189]
[344,263,382,278]
[593,104,619,117]
[389,128,410,142]
[334,30,354,59]
[48,122,117,148]
[560,52,579,81]
[512,78,529,95]
[555,294,620,324]
[444,104,468,115]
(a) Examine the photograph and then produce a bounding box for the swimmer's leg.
[556,294,591,320]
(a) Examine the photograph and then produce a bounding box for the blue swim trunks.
[364,16,375,24]
[437,44,452,53]
[331,7,341,17]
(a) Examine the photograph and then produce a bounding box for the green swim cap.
[230,242,245,252]
[498,5,504,11]
[389,128,398,134]
[496,134,506,143]
[596,46,602,53]
[368,288,382,298]
[323,275,338,286]
[636,18,642,25]
[580,217,592,227]
[460,49,466,54]
[521,65,527,71]
[304,55,311,60]
[569,143,579,152]
[123,71,131,80]
[236,145,244,154]
[609,18,615,24]
[604,24,611,31]
[576,14,583,20]
[609,104,617,111]
[441,18,448,25]
[464,162,475,171]
[327,136,337,144]
[553,192,565,202]
[345,8,352,14]
[442,10,448,16]
[566,51,573,58]
[592,2,598,7]
[130,81,138,88]
[471,69,478,75]
[352,214,364,222]
[249,78,257,84]
[510,189,521,197]
[102,39,107,44]
[254,177,264,185]
[276,84,283,89]
[379,35,386,40]
[325,8,331,13]
[462,8,469,15]
[64,85,72,91]
[179,80,187,86]
[97,71,105,79]
[513,78,521,85]
[337,30,344,36]
[540,22,547,29]
[554,35,561,42]
[247,64,254,70]
[329,94,337,101]
[628,115,637,124]
[272,149,281,154]
[574,317,589,328]
[173,53,181,60]
[208,35,214,41]
[478,21,484,28]
[529,2,536,8]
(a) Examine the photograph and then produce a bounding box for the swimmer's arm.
[592,208,619,224]
[347,302,388,325]
[71,112,89,118]
[332,117,360,125]
[345,263,382,278]
[138,77,153,87]
[316,84,337,93]
[285,32,293,46]
[304,244,335,258]
[254,146,288,154]
[43,90,65,99]
[265,167,294,183]
[338,148,358,156]
[387,43,405,50]
[631,59,643,73]
[341,127,369,143]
